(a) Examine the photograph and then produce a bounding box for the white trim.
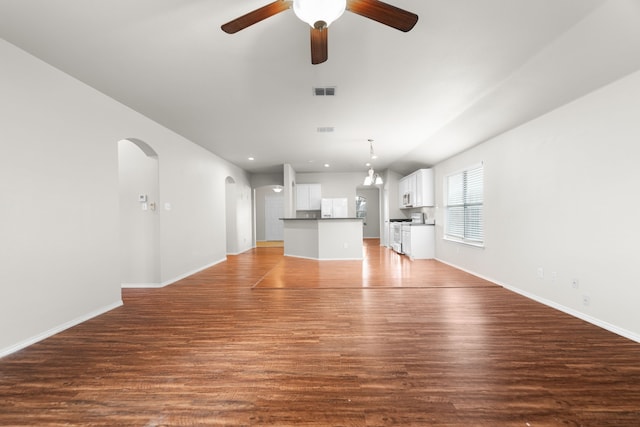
[121,282,162,289]
[435,258,640,344]
[443,236,485,248]
[121,257,227,289]
[227,246,255,256]
[0,300,123,359]
[159,257,227,287]
[283,253,317,260]
[283,253,363,261]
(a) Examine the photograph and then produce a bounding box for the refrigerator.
[321,198,348,218]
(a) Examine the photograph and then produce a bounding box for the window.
[355,195,367,225]
[445,163,484,246]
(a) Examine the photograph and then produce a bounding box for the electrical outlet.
[551,271,557,283]
[572,278,579,289]
[536,267,544,279]
[582,295,590,306]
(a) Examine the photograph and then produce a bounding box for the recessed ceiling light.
[324,163,330,168]
[248,157,255,161]
[366,162,371,167]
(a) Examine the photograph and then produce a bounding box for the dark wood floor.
[1,240,639,426]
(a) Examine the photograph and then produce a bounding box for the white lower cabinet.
[401,224,435,259]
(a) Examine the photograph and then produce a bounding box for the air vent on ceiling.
[313,86,336,96]
[317,126,335,133]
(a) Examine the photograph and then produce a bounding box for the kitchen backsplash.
[402,206,435,221]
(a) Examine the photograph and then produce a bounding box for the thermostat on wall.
[138,194,147,202]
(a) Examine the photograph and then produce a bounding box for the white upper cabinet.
[296,183,321,210]
[399,169,433,208]
[399,173,415,207]
[414,168,434,207]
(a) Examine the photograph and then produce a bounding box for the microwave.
[402,192,412,207]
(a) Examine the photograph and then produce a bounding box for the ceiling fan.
[221,0,418,64]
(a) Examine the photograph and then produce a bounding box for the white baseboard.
[0,300,123,359]
[121,282,162,289]
[500,283,640,344]
[283,253,363,261]
[435,258,640,344]
[159,257,227,287]
[121,257,227,289]
[227,245,254,256]
[283,253,319,260]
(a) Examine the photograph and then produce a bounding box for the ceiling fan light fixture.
[293,0,346,28]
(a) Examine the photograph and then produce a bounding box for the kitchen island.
[280,218,364,260]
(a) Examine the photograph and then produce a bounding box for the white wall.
[118,139,160,286]
[225,177,238,255]
[251,173,283,189]
[434,69,640,341]
[357,188,381,238]
[384,169,405,220]
[381,169,405,246]
[0,40,121,355]
[154,141,250,283]
[296,172,364,217]
[225,179,253,255]
[0,40,252,356]
[250,173,284,243]
[283,163,296,218]
[255,186,285,241]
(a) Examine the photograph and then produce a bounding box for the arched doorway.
[357,187,381,239]
[118,138,160,287]
[259,185,284,242]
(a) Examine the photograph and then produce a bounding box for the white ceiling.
[1,0,640,175]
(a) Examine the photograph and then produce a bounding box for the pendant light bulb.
[368,139,378,159]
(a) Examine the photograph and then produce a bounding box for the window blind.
[445,164,483,244]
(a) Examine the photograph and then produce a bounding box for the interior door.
[265,194,284,241]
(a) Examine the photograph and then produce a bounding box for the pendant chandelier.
[363,139,383,186]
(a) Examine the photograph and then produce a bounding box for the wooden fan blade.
[310,26,328,65]
[346,0,418,32]
[221,0,292,34]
